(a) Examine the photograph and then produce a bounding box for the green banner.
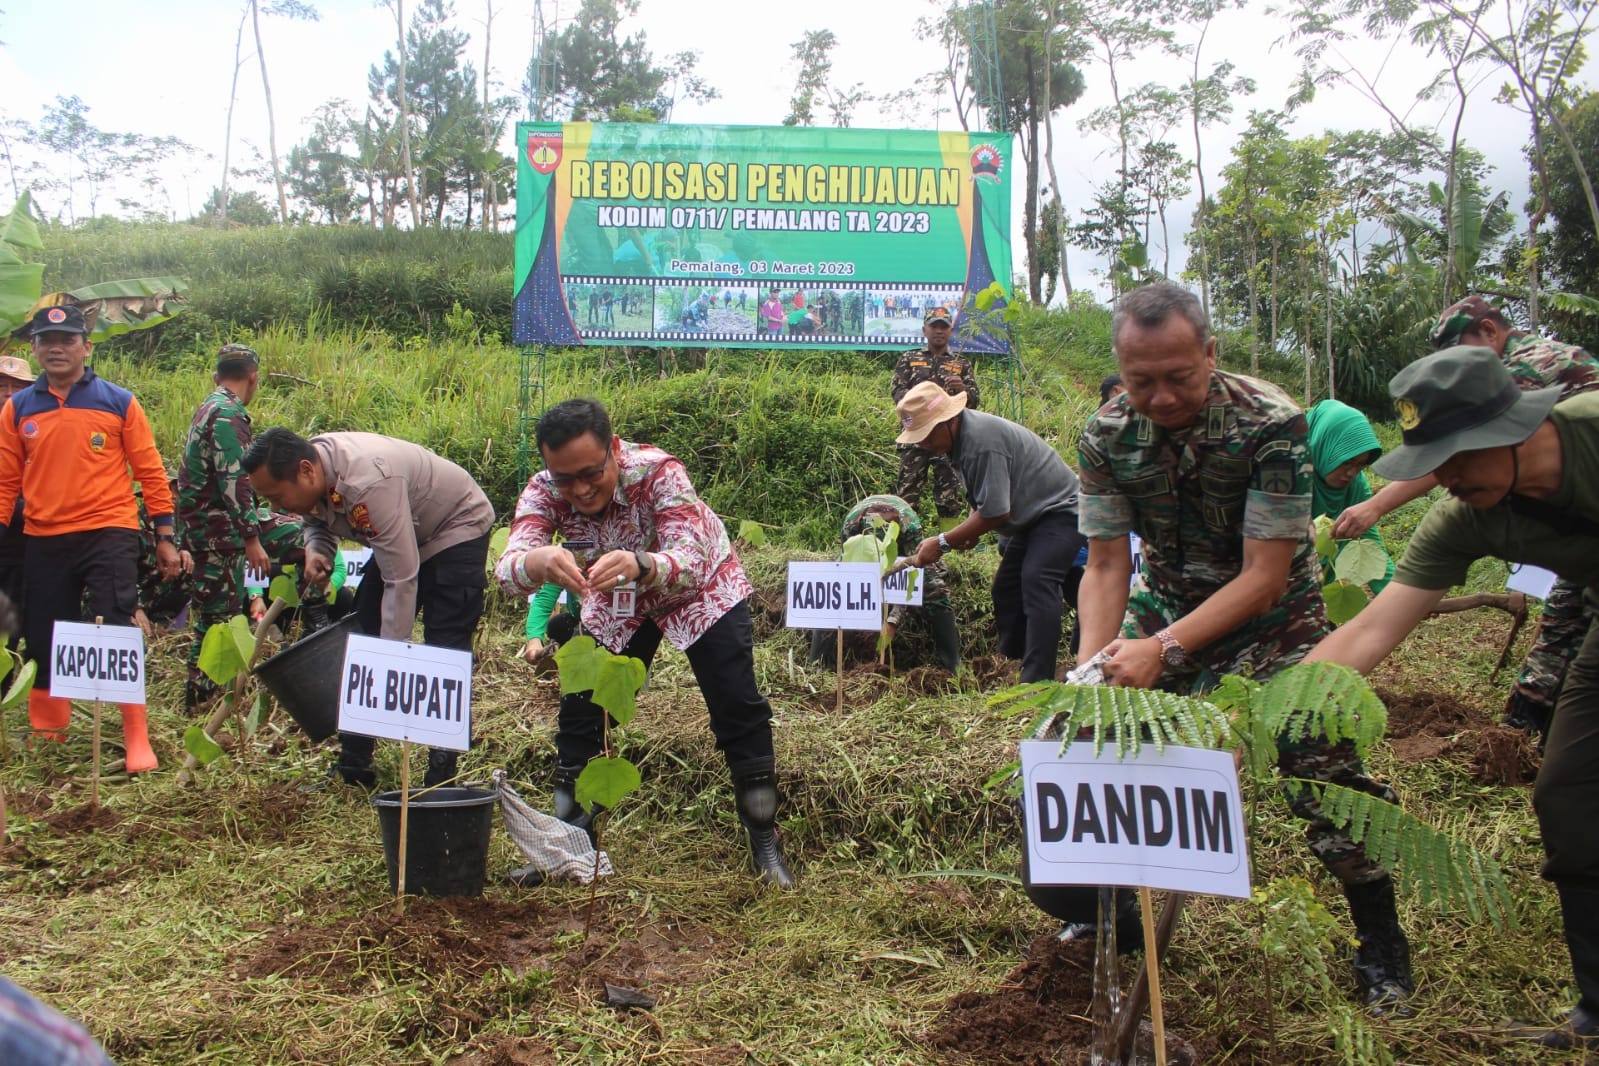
[513,122,1014,352]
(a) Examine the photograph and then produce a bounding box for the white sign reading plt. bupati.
[337,634,472,751]
[50,621,146,703]
[881,560,925,607]
[785,561,883,631]
[1020,740,1250,899]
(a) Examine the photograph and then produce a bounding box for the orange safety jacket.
[0,368,174,537]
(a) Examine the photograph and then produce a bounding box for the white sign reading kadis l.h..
[50,621,146,703]
[337,634,472,751]
[1020,740,1250,900]
[784,561,883,631]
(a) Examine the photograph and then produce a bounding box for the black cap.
[26,305,88,336]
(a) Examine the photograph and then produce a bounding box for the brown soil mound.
[1469,725,1541,786]
[927,935,1202,1065]
[43,803,123,833]
[1373,686,1484,739]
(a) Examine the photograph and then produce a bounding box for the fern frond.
[1295,781,1514,924]
[991,683,1233,756]
[1256,662,1387,755]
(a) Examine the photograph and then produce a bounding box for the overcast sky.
[0,0,1552,298]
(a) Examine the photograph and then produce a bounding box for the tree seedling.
[1314,515,1390,624]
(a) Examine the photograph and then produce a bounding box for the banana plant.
[0,192,187,355]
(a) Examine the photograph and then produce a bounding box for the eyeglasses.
[546,454,611,489]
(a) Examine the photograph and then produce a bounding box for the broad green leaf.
[0,261,45,337]
[0,192,43,253]
[842,530,886,565]
[1323,580,1371,625]
[198,622,247,686]
[736,519,766,547]
[574,755,641,812]
[0,647,11,686]
[1334,539,1389,587]
[62,278,188,343]
[226,614,257,665]
[1,658,35,710]
[268,575,300,608]
[1313,515,1337,562]
[490,527,510,558]
[183,725,226,766]
[591,654,647,726]
[554,635,603,695]
[245,690,269,737]
[905,569,919,599]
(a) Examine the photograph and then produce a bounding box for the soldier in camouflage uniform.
[808,493,961,672]
[177,345,309,710]
[1076,282,1413,1014]
[891,305,978,522]
[135,478,193,629]
[1336,294,1599,739]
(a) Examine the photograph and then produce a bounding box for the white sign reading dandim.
[1020,740,1250,899]
[785,561,883,631]
[881,560,925,606]
[50,621,146,703]
[337,634,472,751]
[342,547,375,589]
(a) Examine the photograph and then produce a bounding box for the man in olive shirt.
[1310,346,1599,1049]
[243,428,494,788]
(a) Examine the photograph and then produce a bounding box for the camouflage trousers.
[895,444,965,519]
[1124,578,1394,886]
[1511,577,1592,712]
[185,515,308,707]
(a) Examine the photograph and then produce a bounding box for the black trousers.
[556,599,775,774]
[991,509,1085,683]
[22,528,140,690]
[338,534,489,767]
[1534,610,1599,1011]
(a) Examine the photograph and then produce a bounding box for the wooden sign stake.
[91,616,103,810]
[1140,885,1168,1066]
[835,629,844,712]
[396,738,411,914]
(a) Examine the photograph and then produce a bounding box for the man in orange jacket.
[0,305,180,772]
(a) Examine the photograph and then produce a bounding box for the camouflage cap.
[1372,345,1560,481]
[1428,295,1500,350]
[216,343,259,371]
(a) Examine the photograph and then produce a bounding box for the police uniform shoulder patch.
[349,502,377,536]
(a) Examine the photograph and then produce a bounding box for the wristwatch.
[156,533,176,545]
[937,532,952,553]
[634,550,654,582]
[1154,628,1186,668]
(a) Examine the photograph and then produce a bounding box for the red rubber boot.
[118,703,158,774]
[27,689,71,743]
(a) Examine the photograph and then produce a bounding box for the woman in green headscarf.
[1306,399,1394,595]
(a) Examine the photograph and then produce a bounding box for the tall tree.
[250,0,321,225]
[527,0,717,123]
[380,0,423,229]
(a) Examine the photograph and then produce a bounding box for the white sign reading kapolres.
[1019,740,1251,900]
[337,634,472,752]
[784,561,883,631]
[50,621,146,703]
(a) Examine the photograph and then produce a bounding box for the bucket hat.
[895,379,968,445]
[1373,345,1560,480]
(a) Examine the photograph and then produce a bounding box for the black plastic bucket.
[252,614,362,742]
[372,787,497,897]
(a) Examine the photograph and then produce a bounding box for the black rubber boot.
[553,760,598,843]
[927,604,962,673]
[1345,876,1415,1017]
[423,748,459,788]
[731,759,795,888]
[1503,690,1553,744]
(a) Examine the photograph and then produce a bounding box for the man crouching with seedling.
[494,398,794,889]
[0,305,181,773]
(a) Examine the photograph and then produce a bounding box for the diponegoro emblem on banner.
[526,133,562,175]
